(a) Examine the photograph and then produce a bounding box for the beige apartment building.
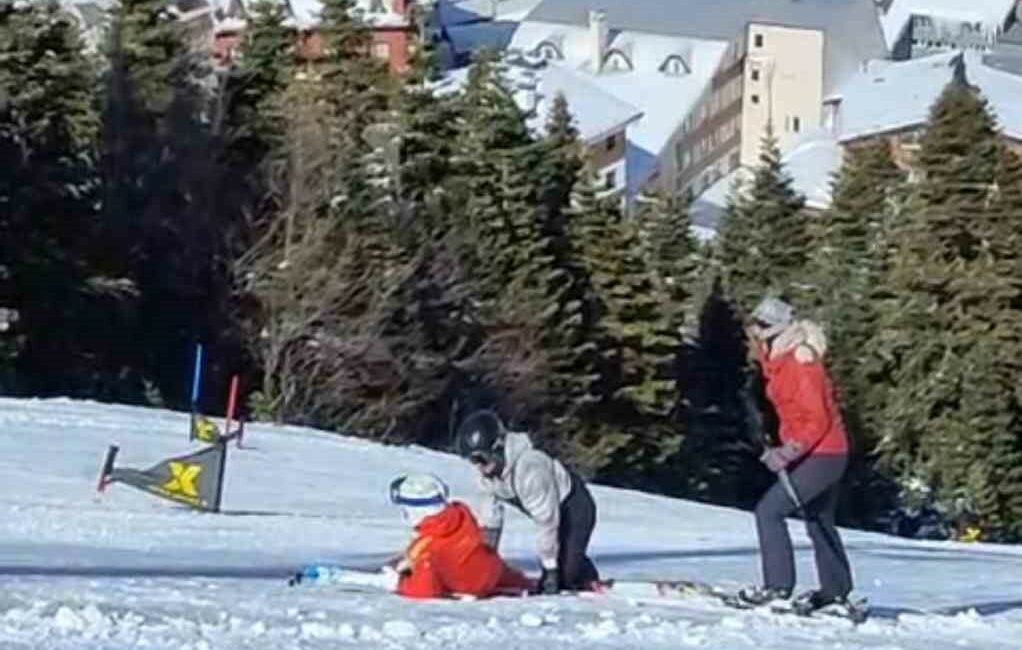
[513,0,886,206]
[668,24,824,200]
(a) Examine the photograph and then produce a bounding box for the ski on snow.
[288,565,869,622]
[603,579,869,623]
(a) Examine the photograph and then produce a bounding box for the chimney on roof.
[872,0,894,16]
[589,10,608,72]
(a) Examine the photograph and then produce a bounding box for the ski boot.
[792,590,869,623]
[726,585,791,609]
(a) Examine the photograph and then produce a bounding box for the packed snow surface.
[1,396,1021,649]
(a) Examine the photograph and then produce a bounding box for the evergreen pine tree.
[0,0,121,395]
[675,278,771,507]
[536,93,583,242]
[220,0,293,174]
[806,140,905,449]
[527,95,600,441]
[873,68,1022,539]
[716,125,807,313]
[565,175,683,478]
[314,0,393,265]
[634,190,701,333]
[98,0,222,404]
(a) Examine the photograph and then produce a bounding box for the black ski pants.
[755,454,852,599]
[558,471,599,590]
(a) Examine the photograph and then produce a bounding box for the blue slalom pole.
[190,343,204,407]
[189,344,204,441]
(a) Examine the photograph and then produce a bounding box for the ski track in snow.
[2,397,1022,649]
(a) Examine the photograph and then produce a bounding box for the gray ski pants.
[755,454,852,599]
[558,471,599,590]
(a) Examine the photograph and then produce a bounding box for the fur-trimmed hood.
[768,320,828,363]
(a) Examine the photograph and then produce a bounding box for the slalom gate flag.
[99,442,227,512]
[190,413,222,443]
[188,361,245,447]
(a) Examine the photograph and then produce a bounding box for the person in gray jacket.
[454,410,599,595]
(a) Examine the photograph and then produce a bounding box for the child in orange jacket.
[388,473,533,599]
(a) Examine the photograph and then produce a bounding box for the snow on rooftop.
[286,0,411,29]
[510,21,730,188]
[836,50,1022,143]
[836,51,962,142]
[214,15,247,33]
[524,0,887,96]
[878,0,1018,50]
[438,57,642,144]
[968,51,1022,141]
[781,135,845,210]
[536,63,643,142]
[689,132,843,234]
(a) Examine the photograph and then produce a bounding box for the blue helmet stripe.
[393,493,447,508]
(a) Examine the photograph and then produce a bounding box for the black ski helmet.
[455,410,505,465]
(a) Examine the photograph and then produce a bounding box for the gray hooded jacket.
[476,431,573,569]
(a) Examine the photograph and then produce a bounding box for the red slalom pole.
[225,375,239,434]
[96,445,119,493]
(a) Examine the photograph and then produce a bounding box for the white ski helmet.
[389,473,450,526]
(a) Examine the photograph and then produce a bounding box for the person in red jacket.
[738,296,854,614]
[388,473,533,600]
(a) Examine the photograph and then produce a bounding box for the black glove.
[538,567,560,595]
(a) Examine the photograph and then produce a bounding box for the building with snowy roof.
[983,21,1022,75]
[433,1,544,69]
[876,0,1021,59]
[505,0,887,202]
[435,52,642,197]
[207,0,431,72]
[693,49,1022,236]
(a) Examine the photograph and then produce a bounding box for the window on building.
[751,68,760,81]
[537,42,562,60]
[754,33,763,48]
[604,50,632,72]
[605,169,617,190]
[792,116,801,132]
[751,94,760,104]
[371,41,390,61]
[606,134,617,151]
[661,55,690,76]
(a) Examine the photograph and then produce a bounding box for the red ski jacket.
[755,322,848,457]
[397,502,532,599]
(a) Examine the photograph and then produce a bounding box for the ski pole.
[778,468,808,519]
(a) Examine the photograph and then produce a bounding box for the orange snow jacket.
[397,502,532,599]
[755,322,848,457]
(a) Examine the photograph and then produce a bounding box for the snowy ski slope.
[1,396,1020,649]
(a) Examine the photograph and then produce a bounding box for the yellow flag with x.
[105,441,226,512]
[162,462,202,498]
